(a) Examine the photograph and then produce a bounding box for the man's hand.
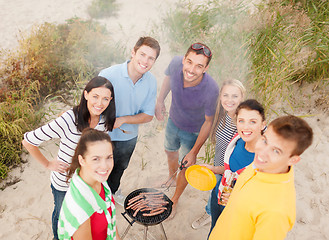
[47,159,69,173]
[183,152,197,168]
[113,117,126,129]
[155,101,166,121]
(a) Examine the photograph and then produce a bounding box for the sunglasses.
[191,43,212,58]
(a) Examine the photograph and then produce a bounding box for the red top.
[72,186,114,240]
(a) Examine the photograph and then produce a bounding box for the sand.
[0,0,328,239]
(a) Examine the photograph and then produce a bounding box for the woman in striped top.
[22,76,116,240]
[58,128,120,240]
[192,79,245,229]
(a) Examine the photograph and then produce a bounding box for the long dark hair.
[67,128,113,181]
[73,76,116,132]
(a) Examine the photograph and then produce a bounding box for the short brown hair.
[133,36,161,59]
[269,115,313,156]
[185,42,212,66]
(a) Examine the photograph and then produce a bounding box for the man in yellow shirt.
[209,115,313,240]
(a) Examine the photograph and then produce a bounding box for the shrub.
[1,18,124,97]
[0,18,125,180]
[0,81,42,179]
[88,0,118,19]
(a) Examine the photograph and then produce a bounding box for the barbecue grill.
[121,188,173,240]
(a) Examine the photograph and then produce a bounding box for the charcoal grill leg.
[143,226,148,240]
[160,222,168,240]
[121,224,131,240]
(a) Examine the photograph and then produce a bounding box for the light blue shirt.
[99,61,157,141]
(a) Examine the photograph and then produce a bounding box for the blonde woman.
[192,79,245,229]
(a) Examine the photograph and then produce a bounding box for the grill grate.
[123,188,173,226]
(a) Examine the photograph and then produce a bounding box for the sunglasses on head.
[191,43,212,58]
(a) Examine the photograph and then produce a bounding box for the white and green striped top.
[58,169,116,240]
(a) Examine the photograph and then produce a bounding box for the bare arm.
[200,163,225,175]
[116,226,121,240]
[113,113,153,129]
[72,218,92,240]
[22,139,68,172]
[184,115,214,167]
[155,75,171,121]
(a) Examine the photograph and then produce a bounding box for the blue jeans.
[107,137,137,194]
[205,174,221,215]
[164,118,199,163]
[209,176,225,237]
[51,184,66,240]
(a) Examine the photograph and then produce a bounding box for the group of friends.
[22,36,314,240]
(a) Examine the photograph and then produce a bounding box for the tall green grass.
[162,0,329,162]
[248,0,329,112]
[162,0,250,82]
[0,81,42,179]
[162,0,329,114]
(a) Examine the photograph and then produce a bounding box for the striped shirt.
[213,113,237,167]
[24,109,106,191]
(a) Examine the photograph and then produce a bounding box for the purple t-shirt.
[165,56,219,133]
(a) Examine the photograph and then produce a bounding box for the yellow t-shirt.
[209,164,295,240]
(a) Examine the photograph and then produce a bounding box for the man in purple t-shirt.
[155,43,219,216]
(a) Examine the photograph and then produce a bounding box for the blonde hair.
[210,79,246,143]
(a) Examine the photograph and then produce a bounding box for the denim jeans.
[51,184,66,240]
[107,137,137,194]
[209,176,225,237]
[205,174,221,215]
[164,118,199,163]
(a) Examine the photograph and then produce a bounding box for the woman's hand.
[199,164,225,175]
[200,163,215,172]
[47,159,69,173]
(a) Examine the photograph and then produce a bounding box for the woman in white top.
[22,76,115,240]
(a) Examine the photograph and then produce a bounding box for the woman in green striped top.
[58,128,120,240]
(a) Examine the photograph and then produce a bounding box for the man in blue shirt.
[99,37,160,199]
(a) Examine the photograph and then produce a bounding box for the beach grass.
[161,0,329,158]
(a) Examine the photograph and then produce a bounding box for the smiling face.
[254,126,300,174]
[78,140,114,187]
[84,86,112,118]
[130,45,157,76]
[182,51,209,86]
[236,109,265,144]
[220,85,244,117]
